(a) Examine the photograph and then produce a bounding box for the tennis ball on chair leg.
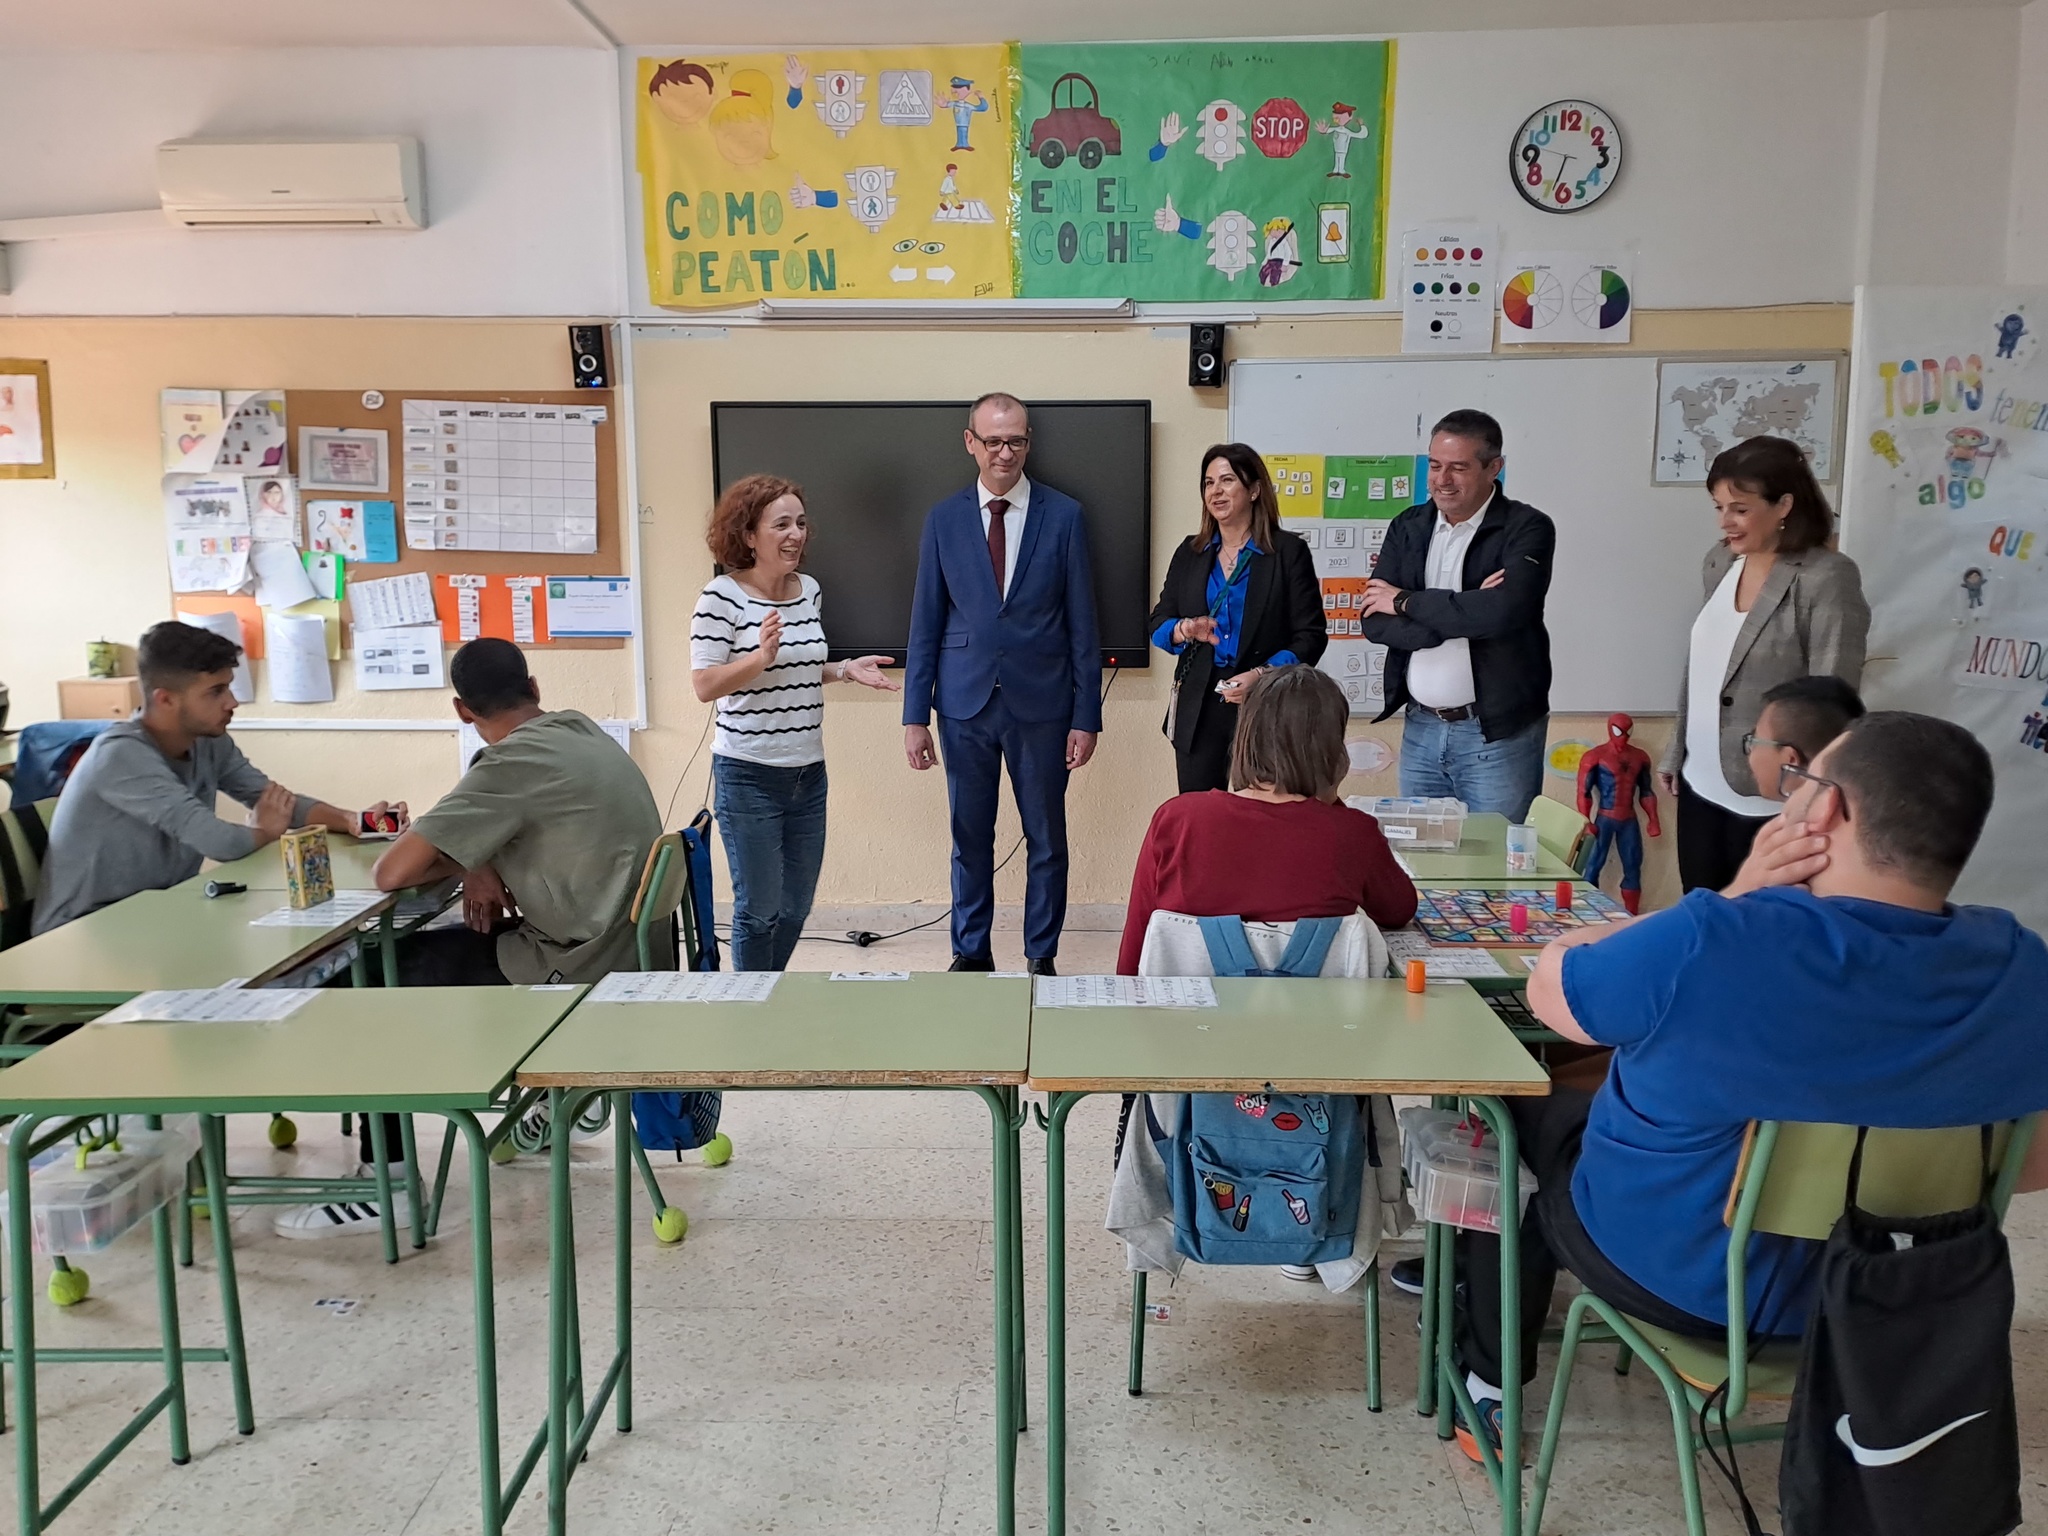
[48,1267,90,1306]
[490,1140,518,1165]
[268,1114,298,1149]
[651,1207,688,1244]
[700,1132,733,1168]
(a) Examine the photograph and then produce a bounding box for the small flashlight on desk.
[203,880,247,899]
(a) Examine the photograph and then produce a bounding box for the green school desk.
[0,984,583,1536]
[199,834,390,893]
[0,885,399,1011]
[1027,977,1551,1536]
[1399,811,1580,884]
[515,971,1033,1536]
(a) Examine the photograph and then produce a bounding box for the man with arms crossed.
[35,620,401,934]
[1446,712,2048,1461]
[903,392,1101,975]
[1361,409,1555,822]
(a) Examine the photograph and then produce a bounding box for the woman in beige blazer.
[1658,437,1869,891]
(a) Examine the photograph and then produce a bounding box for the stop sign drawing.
[1252,97,1309,158]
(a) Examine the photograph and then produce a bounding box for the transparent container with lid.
[0,1118,201,1256]
[1397,1106,1537,1235]
[1347,795,1468,850]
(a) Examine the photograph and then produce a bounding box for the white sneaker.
[273,1186,409,1240]
[1278,1264,1319,1282]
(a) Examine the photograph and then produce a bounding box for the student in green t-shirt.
[274,638,665,1241]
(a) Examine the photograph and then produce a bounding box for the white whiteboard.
[1230,355,1725,712]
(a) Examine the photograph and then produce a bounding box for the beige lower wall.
[0,307,1845,911]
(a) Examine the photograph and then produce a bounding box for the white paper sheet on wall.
[353,624,446,692]
[250,540,318,609]
[401,399,600,554]
[244,474,299,542]
[264,609,334,703]
[348,571,437,630]
[163,476,253,593]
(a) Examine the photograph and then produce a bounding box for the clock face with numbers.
[1511,100,1622,213]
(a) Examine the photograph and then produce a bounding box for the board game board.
[1413,887,1629,945]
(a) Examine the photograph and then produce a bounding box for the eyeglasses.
[1776,762,1849,820]
[1740,733,1796,755]
[971,431,1031,456]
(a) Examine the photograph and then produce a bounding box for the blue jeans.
[1399,708,1547,822]
[712,754,828,972]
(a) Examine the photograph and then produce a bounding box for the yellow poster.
[638,48,1019,309]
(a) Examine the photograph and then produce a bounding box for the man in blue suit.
[903,393,1102,974]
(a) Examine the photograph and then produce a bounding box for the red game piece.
[1509,902,1529,935]
[1556,880,1573,910]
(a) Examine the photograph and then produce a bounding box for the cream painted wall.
[2007,0,2048,283]
[0,306,1843,914]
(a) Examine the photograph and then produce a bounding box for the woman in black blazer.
[1151,443,1329,792]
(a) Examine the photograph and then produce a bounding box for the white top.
[977,474,1030,599]
[1404,490,1492,709]
[690,572,829,767]
[1683,559,1780,816]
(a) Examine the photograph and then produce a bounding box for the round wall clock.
[1510,100,1621,213]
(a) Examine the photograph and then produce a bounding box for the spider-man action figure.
[1575,711,1660,914]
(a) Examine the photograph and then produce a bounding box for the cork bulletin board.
[285,388,626,651]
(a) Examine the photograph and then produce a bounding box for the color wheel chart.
[1498,252,1633,344]
[1572,267,1631,331]
[1501,268,1563,332]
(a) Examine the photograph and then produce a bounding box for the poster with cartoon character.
[1015,41,1393,301]
[1840,287,2048,930]
[638,47,1017,308]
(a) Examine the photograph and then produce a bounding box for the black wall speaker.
[1188,323,1225,389]
[569,324,610,389]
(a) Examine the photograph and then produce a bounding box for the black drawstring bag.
[1778,1126,2021,1536]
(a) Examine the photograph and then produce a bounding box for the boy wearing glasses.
[1744,674,1865,801]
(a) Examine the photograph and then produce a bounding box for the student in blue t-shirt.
[1449,710,2048,1464]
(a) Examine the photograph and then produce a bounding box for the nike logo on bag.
[1835,1411,1988,1466]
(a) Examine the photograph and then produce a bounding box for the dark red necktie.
[987,497,1008,592]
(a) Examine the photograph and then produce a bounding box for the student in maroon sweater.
[1119,666,1418,974]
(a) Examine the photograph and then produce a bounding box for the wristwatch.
[1393,590,1411,616]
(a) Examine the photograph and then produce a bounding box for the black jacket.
[1361,493,1555,741]
[1150,527,1327,756]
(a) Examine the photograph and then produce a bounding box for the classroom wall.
[2008,0,2048,284]
[0,48,625,316]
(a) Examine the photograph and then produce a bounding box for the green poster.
[1015,41,1394,301]
[1324,454,1423,517]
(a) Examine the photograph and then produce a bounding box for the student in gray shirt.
[33,622,404,935]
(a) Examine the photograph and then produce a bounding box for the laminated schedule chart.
[402,399,602,554]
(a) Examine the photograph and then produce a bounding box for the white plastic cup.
[1505,822,1538,875]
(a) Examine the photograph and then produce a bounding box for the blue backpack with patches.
[1155,916,1366,1266]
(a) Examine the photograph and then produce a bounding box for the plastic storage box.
[1348,796,1468,850]
[1397,1106,1537,1235]
[1,1118,201,1256]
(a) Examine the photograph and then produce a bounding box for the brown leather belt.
[1409,702,1477,723]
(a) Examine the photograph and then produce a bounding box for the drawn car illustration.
[1029,73,1122,169]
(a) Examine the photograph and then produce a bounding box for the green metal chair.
[1526,794,1592,877]
[619,831,707,1243]
[1527,1116,2038,1536]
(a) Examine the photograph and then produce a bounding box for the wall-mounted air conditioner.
[155,137,424,229]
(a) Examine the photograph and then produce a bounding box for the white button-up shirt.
[978,474,1030,599]
[1403,490,1493,709]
